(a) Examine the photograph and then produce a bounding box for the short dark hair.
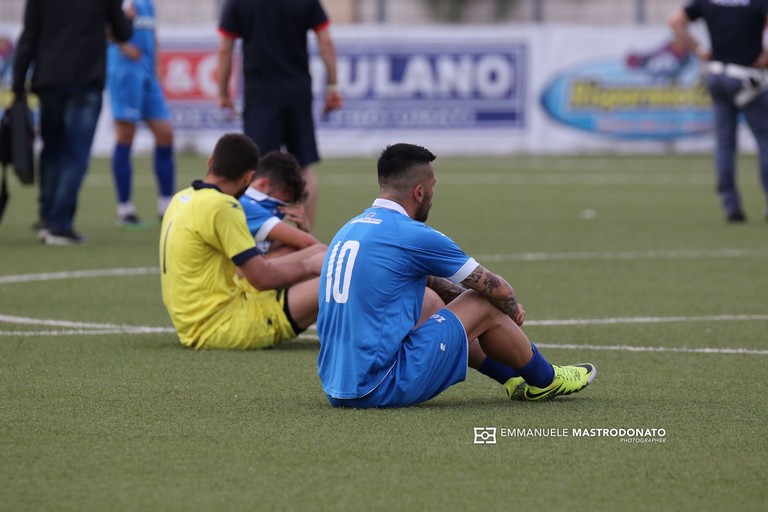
[255,151,307,203]
[377,143,436,187]
[209,133,260,181]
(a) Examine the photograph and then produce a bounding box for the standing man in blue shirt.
[669,0,768,223]
[216,0,343,232]
[317,144,596,408]
[108,0,175,227]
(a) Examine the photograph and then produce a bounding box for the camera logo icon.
[473,427,497,444]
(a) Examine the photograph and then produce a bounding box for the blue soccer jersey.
[317,198,478,399]
[239,188,288,255]
[107,0,157,75]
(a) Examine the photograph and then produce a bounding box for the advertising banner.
[0,23,739,156]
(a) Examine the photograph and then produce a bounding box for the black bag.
[0,99,35,222]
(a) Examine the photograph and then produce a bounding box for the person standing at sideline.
[108,0,175,227]
[12,0,133,244]
[669,0,768,223]
[216,0,343,231]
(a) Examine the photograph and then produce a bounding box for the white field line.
[523,314,768,326]
[1,247,767,286]
[0,267,159,284]
[477,248,768,262]
[1,266,766,355]
[533,343,768,356]
[2,313,766,355]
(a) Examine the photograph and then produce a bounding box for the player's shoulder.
[189,184,241,213]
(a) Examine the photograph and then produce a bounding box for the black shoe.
[44,228,86,245]
[726,211,746,223]
[117,212,148,230]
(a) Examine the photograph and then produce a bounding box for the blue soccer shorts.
[108,67,170,123]
[326,308,469,408]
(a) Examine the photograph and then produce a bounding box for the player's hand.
[279,203,311,232]
[120,43,142,61]
[695,48,710,62]
[512,303,525,326]
[122,0,136,19]
[323,90,343,114]
[754,52,768,69]
[217,95,236,115]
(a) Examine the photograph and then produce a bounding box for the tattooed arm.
[426,276,467,304]
[460,264,524,325]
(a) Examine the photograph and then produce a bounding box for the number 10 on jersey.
[325,240,360,304]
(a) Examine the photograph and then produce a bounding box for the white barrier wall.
[1,23,743,157]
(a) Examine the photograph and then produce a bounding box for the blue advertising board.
[312,40,527,130]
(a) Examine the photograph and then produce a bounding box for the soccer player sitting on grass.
[317,143,596,408]
[160,133,323,350]
[240,150,326,263]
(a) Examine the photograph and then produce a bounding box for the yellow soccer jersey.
[160,181,259,347]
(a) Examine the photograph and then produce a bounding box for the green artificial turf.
[1,152,767,511]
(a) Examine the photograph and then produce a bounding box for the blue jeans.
[706,73,768,216]
[38,86,103,231]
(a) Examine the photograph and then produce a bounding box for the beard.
[233,184,249,200]
[414,201,431,223]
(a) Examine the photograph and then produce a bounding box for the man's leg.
[708,75,743,220]
[113,120,140,224]
[742,91,768,218]
[143,74,175,219]
[420,287,523,395]
[446,290,595,401]
[146,118,175,218]
[286,276,321,330]
[37,90,67,235]
[45,87,102,240]
[285,100,320,230]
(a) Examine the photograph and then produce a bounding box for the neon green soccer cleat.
[522,363,596,401]
[503,376,526,400]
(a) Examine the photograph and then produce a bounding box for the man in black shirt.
[13,0,133,244]
[669,0,768,223]
[216,0,343,231]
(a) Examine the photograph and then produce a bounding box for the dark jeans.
[706,73,768,216]
[38,86,102,231]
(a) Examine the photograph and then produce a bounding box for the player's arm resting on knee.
[460,265,525,325]
[238,251,323,291]
[426,276,468,304]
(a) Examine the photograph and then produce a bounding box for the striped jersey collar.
[243,187,288,205]
[191,180,221,192]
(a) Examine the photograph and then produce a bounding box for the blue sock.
[112,143,132,203]
[154,145,175,198]
[517,343,555,388]
[477,357,520,384]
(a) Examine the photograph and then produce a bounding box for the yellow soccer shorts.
[190,287,299,350]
